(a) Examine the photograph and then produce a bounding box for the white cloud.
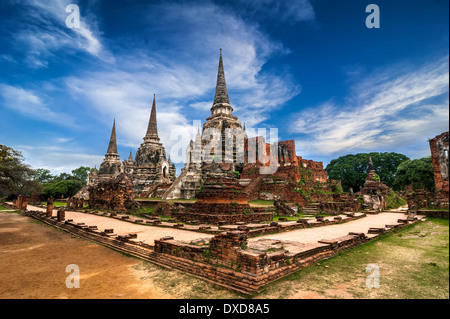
[17,144,103,175]
[292,56,449,159]
[12,0,113,68]
[0,84,67,123]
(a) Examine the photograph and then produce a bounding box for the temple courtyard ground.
[0,206,448,299]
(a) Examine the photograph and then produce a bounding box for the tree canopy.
[394,156,435,191]
[71,166,92,183]
[0,144,40,197]
[41,179,84,199]
[325,152,410,192]
[0,144,93,199]
[40,167,93,198]
[33,168,55,184]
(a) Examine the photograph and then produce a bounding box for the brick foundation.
[22,208,418,295]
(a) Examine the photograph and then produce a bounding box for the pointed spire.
[106,119,118,155]
[128,150,133,162]
[212,48,231,108]
[368,156,374,171]
[143,94,160,144]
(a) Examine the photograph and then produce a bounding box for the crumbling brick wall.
[88,173,140,213]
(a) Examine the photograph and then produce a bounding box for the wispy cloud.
[10,0,112,68]
[292,56,449,160]
[0,83,76,125]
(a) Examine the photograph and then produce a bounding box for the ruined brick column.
[67,197,71,209]
[46,198,54,217]
[429,132,449,193]
[21,196,29,210]
[57,210,65,222]
[16,195,22,209]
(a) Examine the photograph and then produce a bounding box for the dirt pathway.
[0,212,172,299]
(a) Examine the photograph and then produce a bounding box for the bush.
[386,190,407,209]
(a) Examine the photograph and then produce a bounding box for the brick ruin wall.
[173,203,273,225]
[152,225,407,293]
[88,173,141,213]
[238,139,353,208]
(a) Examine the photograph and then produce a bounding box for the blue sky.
[0,0,448,175]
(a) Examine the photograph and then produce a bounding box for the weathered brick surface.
[88,173,141,212]
[429,132,449,192]
[177,173,273,224]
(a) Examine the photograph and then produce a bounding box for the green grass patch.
[0,205,18,213]
[42,201,67,206]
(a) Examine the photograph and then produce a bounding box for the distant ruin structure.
[360,156,390,211]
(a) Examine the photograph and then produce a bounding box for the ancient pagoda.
[123,94,176,193]
[163,49,246,199]
[88,95,176,196]
[97,119,123,181]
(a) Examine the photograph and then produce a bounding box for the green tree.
[325,152,409,192]
[42,179,84,198]
[57,172,73,180]
[394,157,435,191]
[33,168,55,183]
[0,144,41,197]
[71,166,92,184]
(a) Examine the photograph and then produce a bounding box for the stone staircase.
[162,170,202,200]
[301,203,320,216]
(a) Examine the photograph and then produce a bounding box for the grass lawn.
[42,201,67,206]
